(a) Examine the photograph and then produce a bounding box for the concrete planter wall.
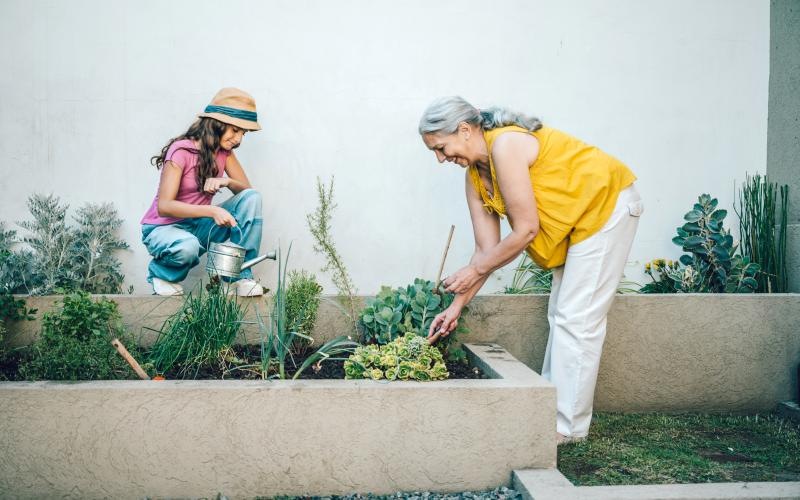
[0,343,555,498]
[7,293,799,412]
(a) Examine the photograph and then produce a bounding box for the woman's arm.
[452,174,501,307]
[443,132,540,294]
[156,161,237,226]
[203,152,252,195]
[428,174,500,338]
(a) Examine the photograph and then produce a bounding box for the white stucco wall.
[0,0,770,294]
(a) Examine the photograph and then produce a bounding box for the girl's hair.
[150,117,228,191]
[418,96,542,136]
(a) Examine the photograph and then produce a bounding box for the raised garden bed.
[7,293,800,412]
[0,342,555,498]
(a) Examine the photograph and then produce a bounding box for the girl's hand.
[211,206,237,227]
[428,303,463,342]
[203,177,230,195]
[443,264,482,294]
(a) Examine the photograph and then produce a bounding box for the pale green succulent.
[343,332,449,381]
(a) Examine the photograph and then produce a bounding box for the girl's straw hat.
[198,87,261,131]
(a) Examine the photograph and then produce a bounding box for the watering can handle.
[205,221,244,249]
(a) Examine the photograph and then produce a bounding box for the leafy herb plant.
[19,291,139,380]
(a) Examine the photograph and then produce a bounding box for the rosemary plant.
[306,176,359,337]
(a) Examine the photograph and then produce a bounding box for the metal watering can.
[206,241,276,278]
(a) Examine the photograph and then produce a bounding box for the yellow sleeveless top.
[469,125,636,269]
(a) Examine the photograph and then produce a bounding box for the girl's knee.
[169,238,201,266]
[241,188,262,203]
[237,189,262,213]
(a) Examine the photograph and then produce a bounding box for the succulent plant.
[642,194,759,293]
[357,279,467,363]
[344,332,449,381]
[359,278,457,344]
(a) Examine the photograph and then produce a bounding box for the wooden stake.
[111,338,150,380]
[435,225,455,290]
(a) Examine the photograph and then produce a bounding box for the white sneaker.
[236,278,264,297]
[152,277,184,296]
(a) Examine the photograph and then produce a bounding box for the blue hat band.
[204,105,257,122]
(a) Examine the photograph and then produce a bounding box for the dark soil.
[1,343,488,381]
[0,348,25,381]
[161,344,488,381]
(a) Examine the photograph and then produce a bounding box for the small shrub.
[285,270,323,357]
[19,291,139,380]
[0,292,36,362]
[0,222,31,293]
[344,332,449,381]
[70,202,129,293]
[1,194,129,295]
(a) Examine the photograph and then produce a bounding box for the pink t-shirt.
[141,139,231,225]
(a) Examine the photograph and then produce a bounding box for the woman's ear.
[458,121,471,140]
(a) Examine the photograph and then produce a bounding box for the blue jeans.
[141,189,263,283]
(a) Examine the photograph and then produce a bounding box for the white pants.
[541,185,643,437]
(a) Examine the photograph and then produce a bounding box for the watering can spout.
[241,251,277,271]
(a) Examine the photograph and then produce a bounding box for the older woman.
[419,96,643,443]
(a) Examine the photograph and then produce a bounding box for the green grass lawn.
[558,412,800,486]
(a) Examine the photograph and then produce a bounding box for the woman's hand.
[211,206,237,227]
[428,302,463,343]
[443,264,483,294]
[203,177,231,195]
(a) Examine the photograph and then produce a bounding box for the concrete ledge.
[5,293,800,413]
[777,401,800,425]
[513,469,800,499]
[0,343,555,498]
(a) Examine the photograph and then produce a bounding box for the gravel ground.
[244,486,521,500]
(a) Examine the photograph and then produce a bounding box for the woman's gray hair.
[418,96,542,135]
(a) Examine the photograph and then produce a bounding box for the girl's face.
[220,125,246,151]
[421,123,476,169]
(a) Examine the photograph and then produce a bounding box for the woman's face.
[422,123,475,168]
[220,125,246,151]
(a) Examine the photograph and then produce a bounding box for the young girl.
[141,87,265,297]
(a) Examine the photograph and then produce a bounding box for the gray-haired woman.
[419,96,643,443]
